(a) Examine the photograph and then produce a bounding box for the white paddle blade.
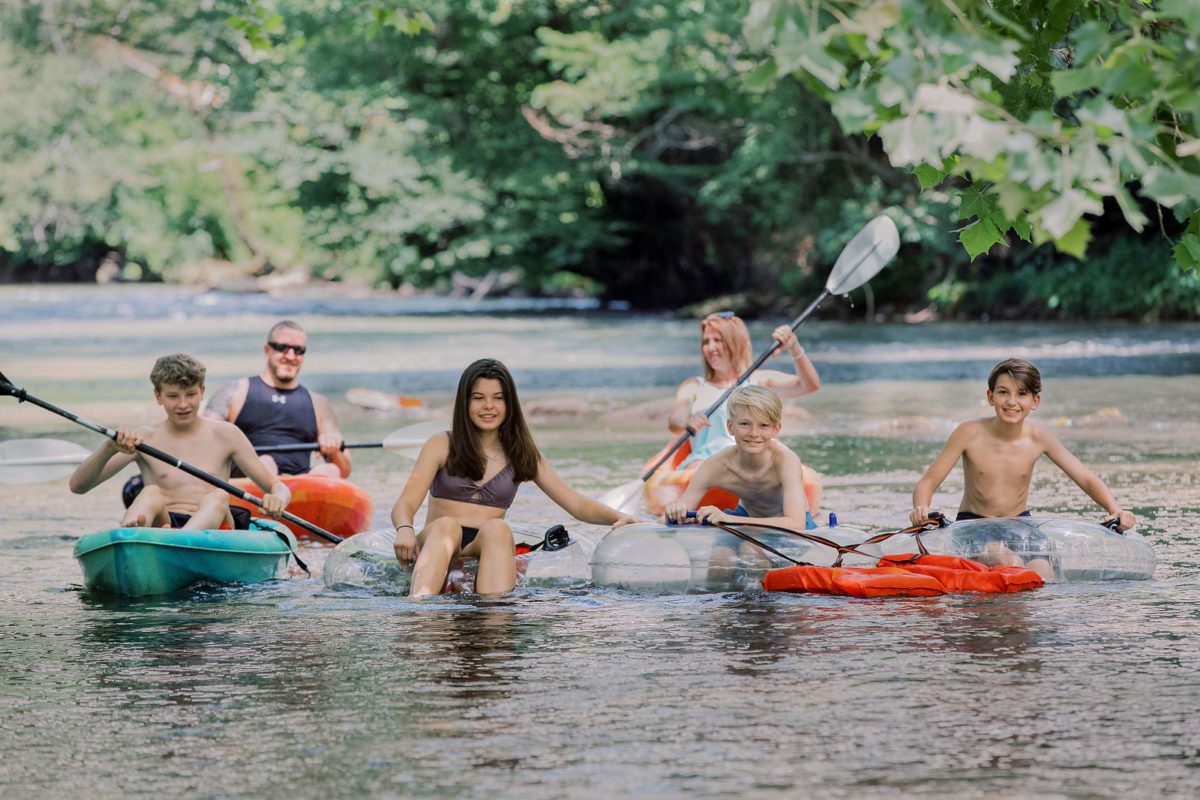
[826,215,900,295]
[345,387,424,414]
[381,420,450,457]
[0,438,90,485]
[597,479,643,513]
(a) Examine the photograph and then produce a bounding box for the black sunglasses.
[267,341,307,356]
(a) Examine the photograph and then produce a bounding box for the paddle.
[0,438,94,485]
[0,419,449,487]
[597,214,902,512]
[253,420,447,459]
[0,371,343,544]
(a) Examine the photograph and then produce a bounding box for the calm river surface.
[1,285,1198,799]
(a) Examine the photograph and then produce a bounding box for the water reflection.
[398,607,523,697]
[703,597,815,676]
[925,596,1041,665]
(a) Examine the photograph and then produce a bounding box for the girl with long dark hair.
[391,358,636,596]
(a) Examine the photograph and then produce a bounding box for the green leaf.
[879,116,938,166]
[1142,167,1200,208]
[1070,20,1111,65]
[1050,65,1106,96]
[1161,0,1200,30]
[913,163,948,190]
[959,182,996,221]
[744,60,778,93]
[1039,189,1102,239]
[1009,216,1033,242]
[1055,218,1092,259]
[959,218,1004,260]
[796,49,847,91]
[1174,234,1200,270]
[970,39,1020,82]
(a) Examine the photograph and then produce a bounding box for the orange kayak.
[641,439,822,516]
[231,474,374,540]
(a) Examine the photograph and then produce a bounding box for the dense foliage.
[0,1,1196,319]
[748,0,1200,268]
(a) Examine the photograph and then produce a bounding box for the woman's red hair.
[699,314,752,380]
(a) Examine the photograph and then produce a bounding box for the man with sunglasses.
[205,320,350,478]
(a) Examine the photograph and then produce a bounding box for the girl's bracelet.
[395,523,414,531]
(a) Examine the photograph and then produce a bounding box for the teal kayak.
[73,521,298,597]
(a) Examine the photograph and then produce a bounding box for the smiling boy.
[910,358,1135,531]
[664,385,812,531]
[69,354,289,530]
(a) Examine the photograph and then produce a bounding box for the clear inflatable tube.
[876,517,1156,582]
[590,522,875,594]
[322,525,595,594]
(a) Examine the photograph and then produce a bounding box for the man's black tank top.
[233,376,319,475]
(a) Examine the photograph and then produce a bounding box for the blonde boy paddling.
[910,358,1135,531]
[69,354,289,530]
[664,385,811,531]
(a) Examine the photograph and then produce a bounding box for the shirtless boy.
[70,354,289,529]
[910,358,1136,533]
[664,385,812,531]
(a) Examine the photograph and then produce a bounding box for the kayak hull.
[641,439,822,515]
[877,517,1156,582]
[322,525,595,594]
[591,521,873,594]
[73,522,296,597]
[231,474,373,540]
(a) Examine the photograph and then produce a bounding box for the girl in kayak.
[391,358,637,596]
[668,312,820,467]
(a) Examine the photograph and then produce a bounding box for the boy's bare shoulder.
[203,417,247,441]
[768,439,802,465]
[956,417,991,434]
[1025,421,1060,446]
[950,418,997,453]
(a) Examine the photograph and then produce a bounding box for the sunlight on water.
[1,286,1198,798]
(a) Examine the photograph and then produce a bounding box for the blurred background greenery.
[1,0,1196,319]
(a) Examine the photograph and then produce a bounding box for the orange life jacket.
[762,565,945,597]
[762,553,1044,597]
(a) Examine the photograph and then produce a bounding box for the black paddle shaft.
[0,372,342,544]
[640,289,831,481]
[255,441,384,454]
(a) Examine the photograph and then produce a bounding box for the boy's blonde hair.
[150,354,206,391]
[727,385,782,425]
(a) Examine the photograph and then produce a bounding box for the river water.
[1,285,1198,799]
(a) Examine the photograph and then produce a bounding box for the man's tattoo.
[206,381,238,419]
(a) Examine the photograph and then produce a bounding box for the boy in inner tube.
[910,358,1136,579]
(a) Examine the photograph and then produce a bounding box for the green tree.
[746,0,1200,268]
